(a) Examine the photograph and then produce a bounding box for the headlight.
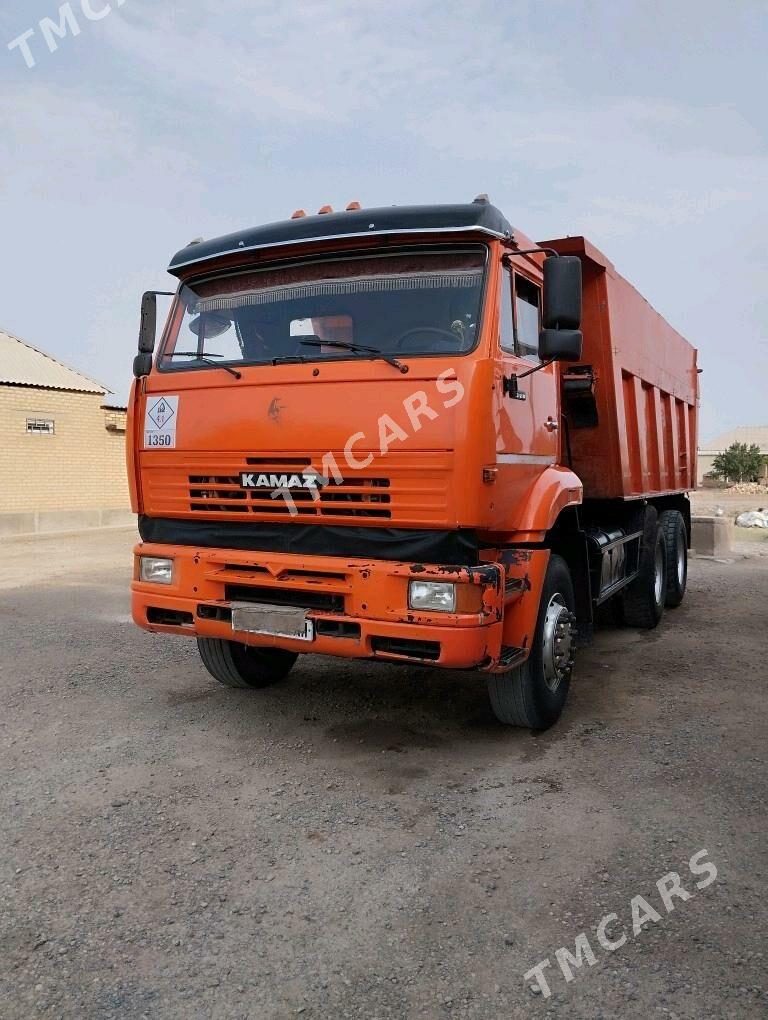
[139,556,174,584]
[408,580,456,613]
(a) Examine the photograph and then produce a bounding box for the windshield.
[159,247,487,370]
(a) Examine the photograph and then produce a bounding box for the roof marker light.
[291,209,307,219]
[317,204,333,215]
[345,201,361,211]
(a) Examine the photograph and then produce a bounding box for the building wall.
[697,453,715,484]
[698,450,768,484]
[0,385,129,512]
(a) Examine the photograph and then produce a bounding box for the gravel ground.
[1,528,766,1019]
[689,491,768,559]
[691,488,768,520]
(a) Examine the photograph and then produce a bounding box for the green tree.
[711,442,765,483]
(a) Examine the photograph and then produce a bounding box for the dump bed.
[542,236,699,501]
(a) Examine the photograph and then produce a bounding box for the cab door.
[496,258,560,464]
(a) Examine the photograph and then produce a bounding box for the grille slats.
[195,468,395,518]
[143,450,451,525]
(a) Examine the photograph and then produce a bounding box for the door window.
[514,274,541,358]
[500,267,515,353]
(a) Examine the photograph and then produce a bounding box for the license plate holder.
[231,602,314,642]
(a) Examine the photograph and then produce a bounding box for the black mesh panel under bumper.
[138,516,480,566]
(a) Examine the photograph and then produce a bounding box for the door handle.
[544,416,559,432]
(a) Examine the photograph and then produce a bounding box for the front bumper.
[131,542,506,669]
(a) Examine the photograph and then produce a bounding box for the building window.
[103,407,127,434]
[26,418,55,435]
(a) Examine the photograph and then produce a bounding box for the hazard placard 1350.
[144,395,179,449]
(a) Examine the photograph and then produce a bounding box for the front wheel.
[487,554,576,729]
[197,638,298,689]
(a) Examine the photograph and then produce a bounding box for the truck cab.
[129,198,696,728]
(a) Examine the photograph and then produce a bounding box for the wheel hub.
[542,595,576,693]
[654,542,665,604]
[676,531,686,587]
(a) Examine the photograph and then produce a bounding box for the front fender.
[489,466,582,543]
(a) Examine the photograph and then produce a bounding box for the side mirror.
[539,256,583,361]
[539,328,583,361]
[542,256,581,329]
[135,290,175,377]
[133,352,154,378]
[138,291,158,353]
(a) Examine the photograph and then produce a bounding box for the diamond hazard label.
[148,398,174,429]
[144,395,179,448]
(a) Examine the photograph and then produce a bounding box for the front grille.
[142,450,451,527]
[190,477,249,513]
[224,584,344,613]
[190,467,391,518]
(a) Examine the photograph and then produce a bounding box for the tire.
[621,508,667,629]
[487,554,576,729]
[197,638,298,689]
[659,509,687,608]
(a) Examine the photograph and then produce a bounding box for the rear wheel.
[487,554,576,729]
[621,508,667,628]
[659,509,687,607]
[197,638,298,689]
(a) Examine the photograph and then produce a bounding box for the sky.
[1,0,766,442]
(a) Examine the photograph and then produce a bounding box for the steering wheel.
[395,326,462,350]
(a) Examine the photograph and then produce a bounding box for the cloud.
[100,0,449,123]
[1,0,766,430]
[0,77,207,403]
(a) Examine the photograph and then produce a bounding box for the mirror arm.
[502,248,560,265]
[502,358,556,401]
[516,357,555,380]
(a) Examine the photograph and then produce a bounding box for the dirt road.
[1,529,766,1018]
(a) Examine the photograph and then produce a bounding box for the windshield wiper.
[299,339,408,374]
[167,352,242,379]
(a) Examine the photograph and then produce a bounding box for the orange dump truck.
[128,198,698,729]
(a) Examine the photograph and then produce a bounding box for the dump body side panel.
[540,236,698,500]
